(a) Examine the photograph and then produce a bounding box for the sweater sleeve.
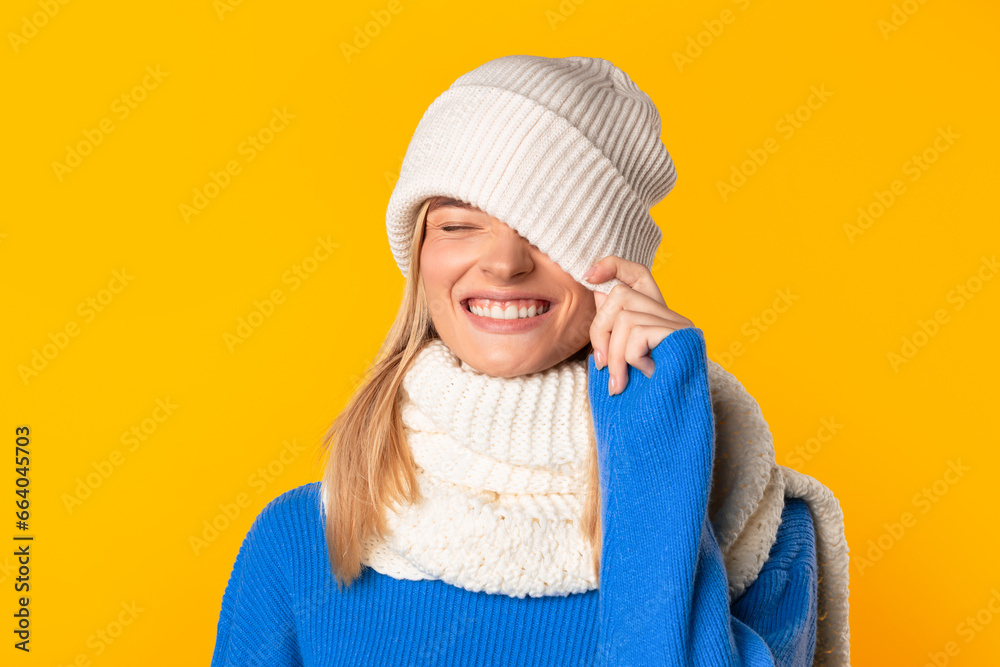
[731,497,818,666]
[588,326,816,666]
[211,496,304,667]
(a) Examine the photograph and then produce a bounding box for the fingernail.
[609,375,617,395]
[583,264,598,280]
[595,349,604,369]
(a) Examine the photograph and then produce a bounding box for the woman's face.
[419,200,596,377]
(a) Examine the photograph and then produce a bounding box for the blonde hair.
[318,197,602,591]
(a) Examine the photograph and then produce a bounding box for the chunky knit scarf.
[349,338,850,666]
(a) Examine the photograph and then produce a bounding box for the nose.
[477,223,536,280]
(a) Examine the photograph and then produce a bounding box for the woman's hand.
[583,255,695,396]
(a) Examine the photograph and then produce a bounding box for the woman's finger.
[604,311,659,394]
[585,255,667,307]
[591,284,693,371]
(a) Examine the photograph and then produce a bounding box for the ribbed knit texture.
[360,337,599,596]
[211,328,818,666]
[385,55,677,295]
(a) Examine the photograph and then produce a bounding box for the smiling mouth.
[462,298,551,320]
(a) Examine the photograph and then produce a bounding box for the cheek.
[420,244,465,298]
[420,244,443,282]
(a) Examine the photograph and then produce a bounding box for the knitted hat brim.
[386,85,672,295]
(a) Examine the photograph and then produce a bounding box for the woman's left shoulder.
[766,497,817,569]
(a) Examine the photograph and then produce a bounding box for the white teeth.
[468,302,548,320]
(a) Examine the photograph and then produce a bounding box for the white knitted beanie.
[385,55,678,295]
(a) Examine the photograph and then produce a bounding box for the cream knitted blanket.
[336,338,850,666]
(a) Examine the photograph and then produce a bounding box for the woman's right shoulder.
[253,481,324,526]
[244,481,325,550]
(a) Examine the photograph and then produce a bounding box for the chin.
[471,351,541,377]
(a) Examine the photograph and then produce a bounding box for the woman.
[211,55,850,666]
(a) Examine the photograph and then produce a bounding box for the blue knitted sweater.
[211,327,818,666]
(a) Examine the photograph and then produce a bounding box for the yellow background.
[2,0,998,664]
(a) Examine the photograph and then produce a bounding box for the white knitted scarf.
[332,338,851,666]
